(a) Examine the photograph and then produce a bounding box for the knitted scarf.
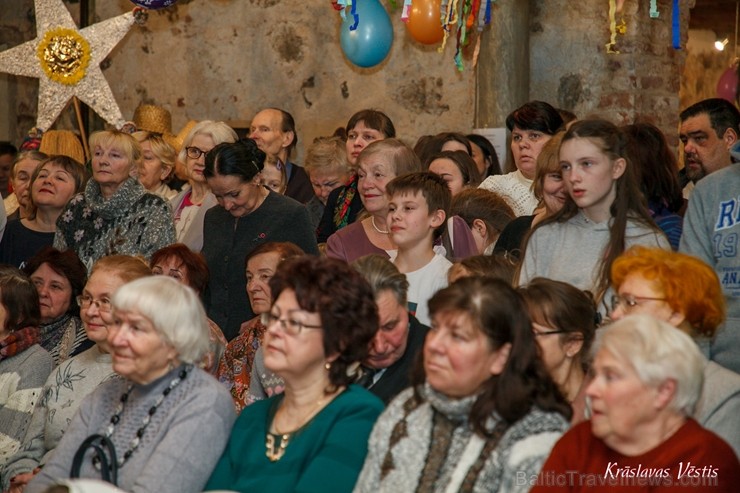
[0,326,40,362]
[383,382,509,493]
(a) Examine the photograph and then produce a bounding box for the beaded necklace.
[97,364,191,468]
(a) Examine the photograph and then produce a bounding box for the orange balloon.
[406,0,444,45]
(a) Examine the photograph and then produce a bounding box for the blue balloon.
[340,0,394,68]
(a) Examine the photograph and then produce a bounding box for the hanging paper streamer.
[401,0,412,22]
[649,0,659,18]
[439,0,459,53]
[336,0,350,20]
[672,0,680,49]
[336,0,359,29]
[605,0,626,54]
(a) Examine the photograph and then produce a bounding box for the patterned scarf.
[332,174,358,230]
[0,326,40,362]
[39,313,72,355]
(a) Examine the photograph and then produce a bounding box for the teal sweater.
[206,384,383,493]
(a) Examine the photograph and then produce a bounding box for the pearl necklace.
[98,364,191,468]
[371,216,389,234]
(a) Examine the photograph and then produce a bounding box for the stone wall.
[1,0,701,158]
[99,0,476,161]
[530,0,689,147]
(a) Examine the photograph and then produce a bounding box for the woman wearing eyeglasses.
[169,121,238,252]
[519,278,598,424]
[53,131,175,270]
[609,246,740,457]
[205,256,383,493]
[2,256,150,493]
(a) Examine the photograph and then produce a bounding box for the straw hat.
[39,130,85,164]
[171,120,198,153]
[133,104,172,135]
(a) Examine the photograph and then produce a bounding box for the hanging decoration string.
[401,0,412,22]
[671,0,680,49]
[649,0,659,18]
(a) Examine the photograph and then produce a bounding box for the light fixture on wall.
[716,38,730,51]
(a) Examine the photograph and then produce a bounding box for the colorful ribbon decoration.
[336,0,359,29]
[605,0,626,54]
[606,0,620,53]
[401,0,411,22]
[672,0,680,49]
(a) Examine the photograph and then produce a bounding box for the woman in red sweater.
[530,314,739,492]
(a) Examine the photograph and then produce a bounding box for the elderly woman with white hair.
[169,120,238,252]
[531,315,740,493]
[25,276,236,493]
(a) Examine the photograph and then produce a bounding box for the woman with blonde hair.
[303,137,351,230]
[54,130,175,270]
[326,139,420,263]
[132,131,178,200]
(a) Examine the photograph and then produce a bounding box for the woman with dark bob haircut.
[206,256,384,493]
[355,277,571,493]
[480,101,564,217]
[202,138,318,340]
[23,246,91,365]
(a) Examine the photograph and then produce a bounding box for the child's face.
[559,137,625,223]
[387,190,442,248]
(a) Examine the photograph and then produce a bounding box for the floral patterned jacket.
[54,178,175,271]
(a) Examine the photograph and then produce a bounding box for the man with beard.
[679,98,740,197]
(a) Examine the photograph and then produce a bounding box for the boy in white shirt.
[387,172,452,325]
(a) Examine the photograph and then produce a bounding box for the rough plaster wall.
[530,0,688,147]
[97,0,475,160]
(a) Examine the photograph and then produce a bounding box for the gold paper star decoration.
[0,0,135,130]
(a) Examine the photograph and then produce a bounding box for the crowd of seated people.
[0,97,738,493]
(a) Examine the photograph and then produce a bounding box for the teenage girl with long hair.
[518,119,669,313]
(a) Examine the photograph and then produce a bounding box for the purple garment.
[326,221,387,263]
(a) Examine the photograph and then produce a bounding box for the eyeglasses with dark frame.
[260,311,323,336]
[610,294,667,312]
[185,146,210,160]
